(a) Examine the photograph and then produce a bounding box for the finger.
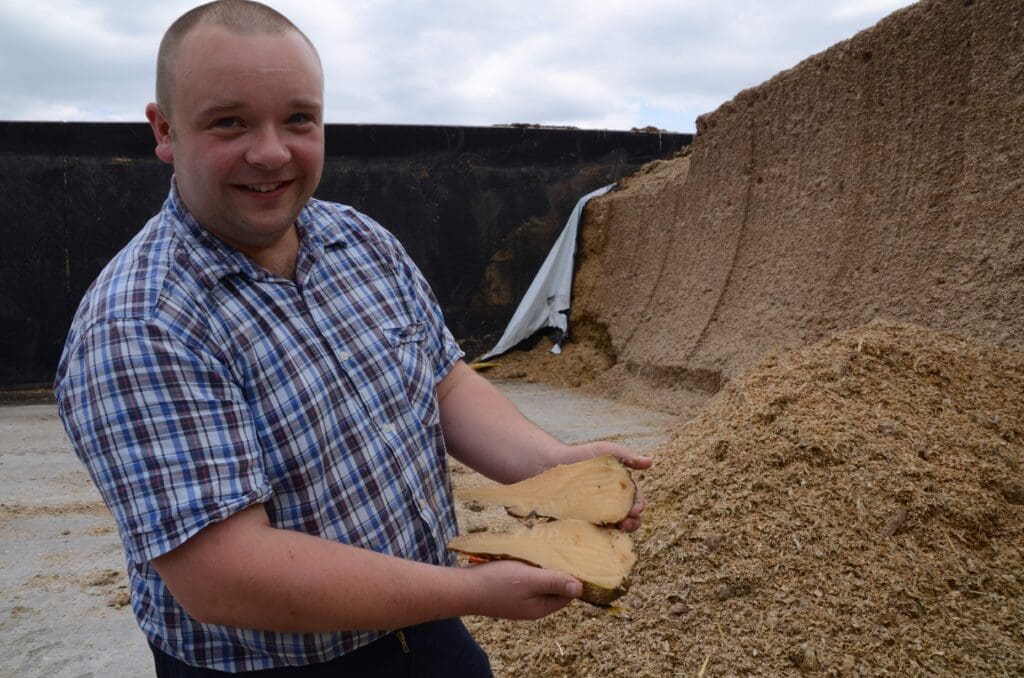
[540,573,582,599]
[586,442,653,469]
[620,454,653,470]
[626,482,645,516]
[561,577,583,599]
[618,516,643,533]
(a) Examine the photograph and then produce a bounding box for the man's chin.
[235,206,302,234]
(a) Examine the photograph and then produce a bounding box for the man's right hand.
[152,503,580,633]
[463,560,582,620]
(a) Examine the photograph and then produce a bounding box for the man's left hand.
[561,441,652,533]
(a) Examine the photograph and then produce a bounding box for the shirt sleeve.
[56,318,273,564]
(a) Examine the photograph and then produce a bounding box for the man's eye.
[288,113,314,124]
[213,117,241,128]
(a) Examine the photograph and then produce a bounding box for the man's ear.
[146,102,174,164]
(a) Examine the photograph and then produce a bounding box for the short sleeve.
[56,318,272,563]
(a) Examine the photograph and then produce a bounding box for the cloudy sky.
[1,0,916,132]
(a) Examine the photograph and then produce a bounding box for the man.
[55,1,650,675]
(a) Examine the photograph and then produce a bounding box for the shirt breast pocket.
[382,321,440,427]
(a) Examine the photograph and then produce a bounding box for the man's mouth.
[240,180,292,193]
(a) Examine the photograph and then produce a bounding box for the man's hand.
[464,560,582,620]
[558,441,652,533]
[438,360,653,532]
[152,503,582,633]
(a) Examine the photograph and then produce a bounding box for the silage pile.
[488,0,1024,417]
[473,1,1024,672]
[468,323,1024,675]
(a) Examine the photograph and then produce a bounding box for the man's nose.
[245,125,290,169]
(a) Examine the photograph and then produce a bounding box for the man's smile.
[238,180,293,194]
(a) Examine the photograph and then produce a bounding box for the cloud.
[0,0,917,129]
[830,0,915,19]
[0,0,164,120]
[297,0,917,131]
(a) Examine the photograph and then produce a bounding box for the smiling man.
[146,14,325,279]
[54,1,649,676]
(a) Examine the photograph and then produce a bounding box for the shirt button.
[337,350,352,361]
[380,423,397,435]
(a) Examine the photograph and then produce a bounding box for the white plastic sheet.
[479,183,616,361]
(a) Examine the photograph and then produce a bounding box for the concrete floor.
[0,382,674,676]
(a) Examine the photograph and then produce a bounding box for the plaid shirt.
[55,182,463,671]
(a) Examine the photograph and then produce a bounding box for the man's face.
[147,24,325,254]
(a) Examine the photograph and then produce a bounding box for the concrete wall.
[0,122,690,385]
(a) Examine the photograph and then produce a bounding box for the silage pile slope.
[468,323,1024,676]
[568,0,1024,410]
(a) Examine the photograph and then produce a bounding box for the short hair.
[155,0,319,118]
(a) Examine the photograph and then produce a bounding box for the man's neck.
[236,226,300,281]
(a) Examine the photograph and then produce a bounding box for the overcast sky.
[1,0,916,132]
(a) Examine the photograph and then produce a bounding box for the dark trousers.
[150,618,493,677]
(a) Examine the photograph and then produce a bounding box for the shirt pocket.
[381,321,440,427]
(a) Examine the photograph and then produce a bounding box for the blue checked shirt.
[55,181,464,671]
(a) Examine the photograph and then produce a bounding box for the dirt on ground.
[469,323,1024,675]
[474,0,1024,674]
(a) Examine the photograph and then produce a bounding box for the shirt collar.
[298,198,353,252]
[164,178,346,289]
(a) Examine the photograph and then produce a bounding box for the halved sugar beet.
[448,519,635,606]
[456,455,636,524]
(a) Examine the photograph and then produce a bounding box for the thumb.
[549,574,583,599]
